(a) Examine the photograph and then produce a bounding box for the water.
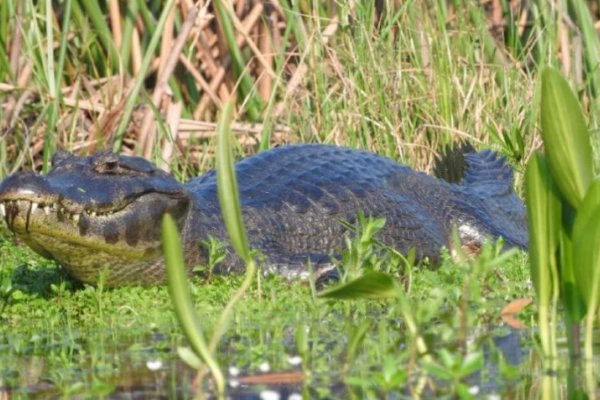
[1,327,537,399]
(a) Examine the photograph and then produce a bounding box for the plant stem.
[584,311,596,396]
[209,259,257,353]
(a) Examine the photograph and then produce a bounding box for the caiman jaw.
[2,199,80,232]
[1,196,137,233]
[0,192,190,285]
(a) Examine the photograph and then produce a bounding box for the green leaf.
[318,271,398,299]
[162,214,225,394]
[572,181,600,238]
[524,152,561,304]
[540,67,593,208]
[572,182,600,312]
[559,204,586,322]
[459,352,484,377]
[422,361,453,380]
[344,319,371,368]
[216,101,251,262]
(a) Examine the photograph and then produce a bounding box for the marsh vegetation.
[2,1,600,398]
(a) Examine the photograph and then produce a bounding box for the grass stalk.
[213,0,261,120]
[40,0,57,171]
[78,0,120,69]
[112,0,175,152]
[209,99,257,352]
[568,0,600,122]
[119,0,139,72]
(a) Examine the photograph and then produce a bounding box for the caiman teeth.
[0,198,117,222]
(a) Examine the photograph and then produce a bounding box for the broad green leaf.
[525,152,561,304]
[216,101,251,262]
[318,271,398,299]
[540,67,593,208]
[572,181,600,237]
[572,182,600,311]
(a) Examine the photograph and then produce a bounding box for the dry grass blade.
[139,6,199,158]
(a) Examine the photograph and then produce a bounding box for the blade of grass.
[42,0,57,171]
[78,0,120,69]
[568,0,600,122]
[215,100,249,261]
[162,213,225,397]
[112,0,175,152]
[213,0,262,121]
[209,100,257,354]
[119,0,139,72]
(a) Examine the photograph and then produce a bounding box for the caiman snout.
[0,171,56,202]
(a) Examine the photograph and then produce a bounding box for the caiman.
[0,144,528,286]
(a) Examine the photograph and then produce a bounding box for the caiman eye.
[93,153,120,174]
[93,153,156,175]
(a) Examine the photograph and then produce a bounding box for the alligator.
[0,144,528,286]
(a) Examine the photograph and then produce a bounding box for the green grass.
[2,0,600,398]
[0,0,582,176]
[0,233,533,398]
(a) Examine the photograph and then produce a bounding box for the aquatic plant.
[163,101,256,399]
[527,66,600,398]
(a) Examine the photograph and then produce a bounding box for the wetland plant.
[162,101,256,398]
[526,66,600,397]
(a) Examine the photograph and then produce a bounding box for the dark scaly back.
[434,142,517,195]
[185,144,451,274]
[462,150,515,191]
[435,143,528,250]
[433,142,476,184]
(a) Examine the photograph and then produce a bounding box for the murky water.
[1,328,535,399]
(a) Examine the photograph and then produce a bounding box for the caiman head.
[0,151,191,285]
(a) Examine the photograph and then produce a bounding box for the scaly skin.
[0,145,528,286]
